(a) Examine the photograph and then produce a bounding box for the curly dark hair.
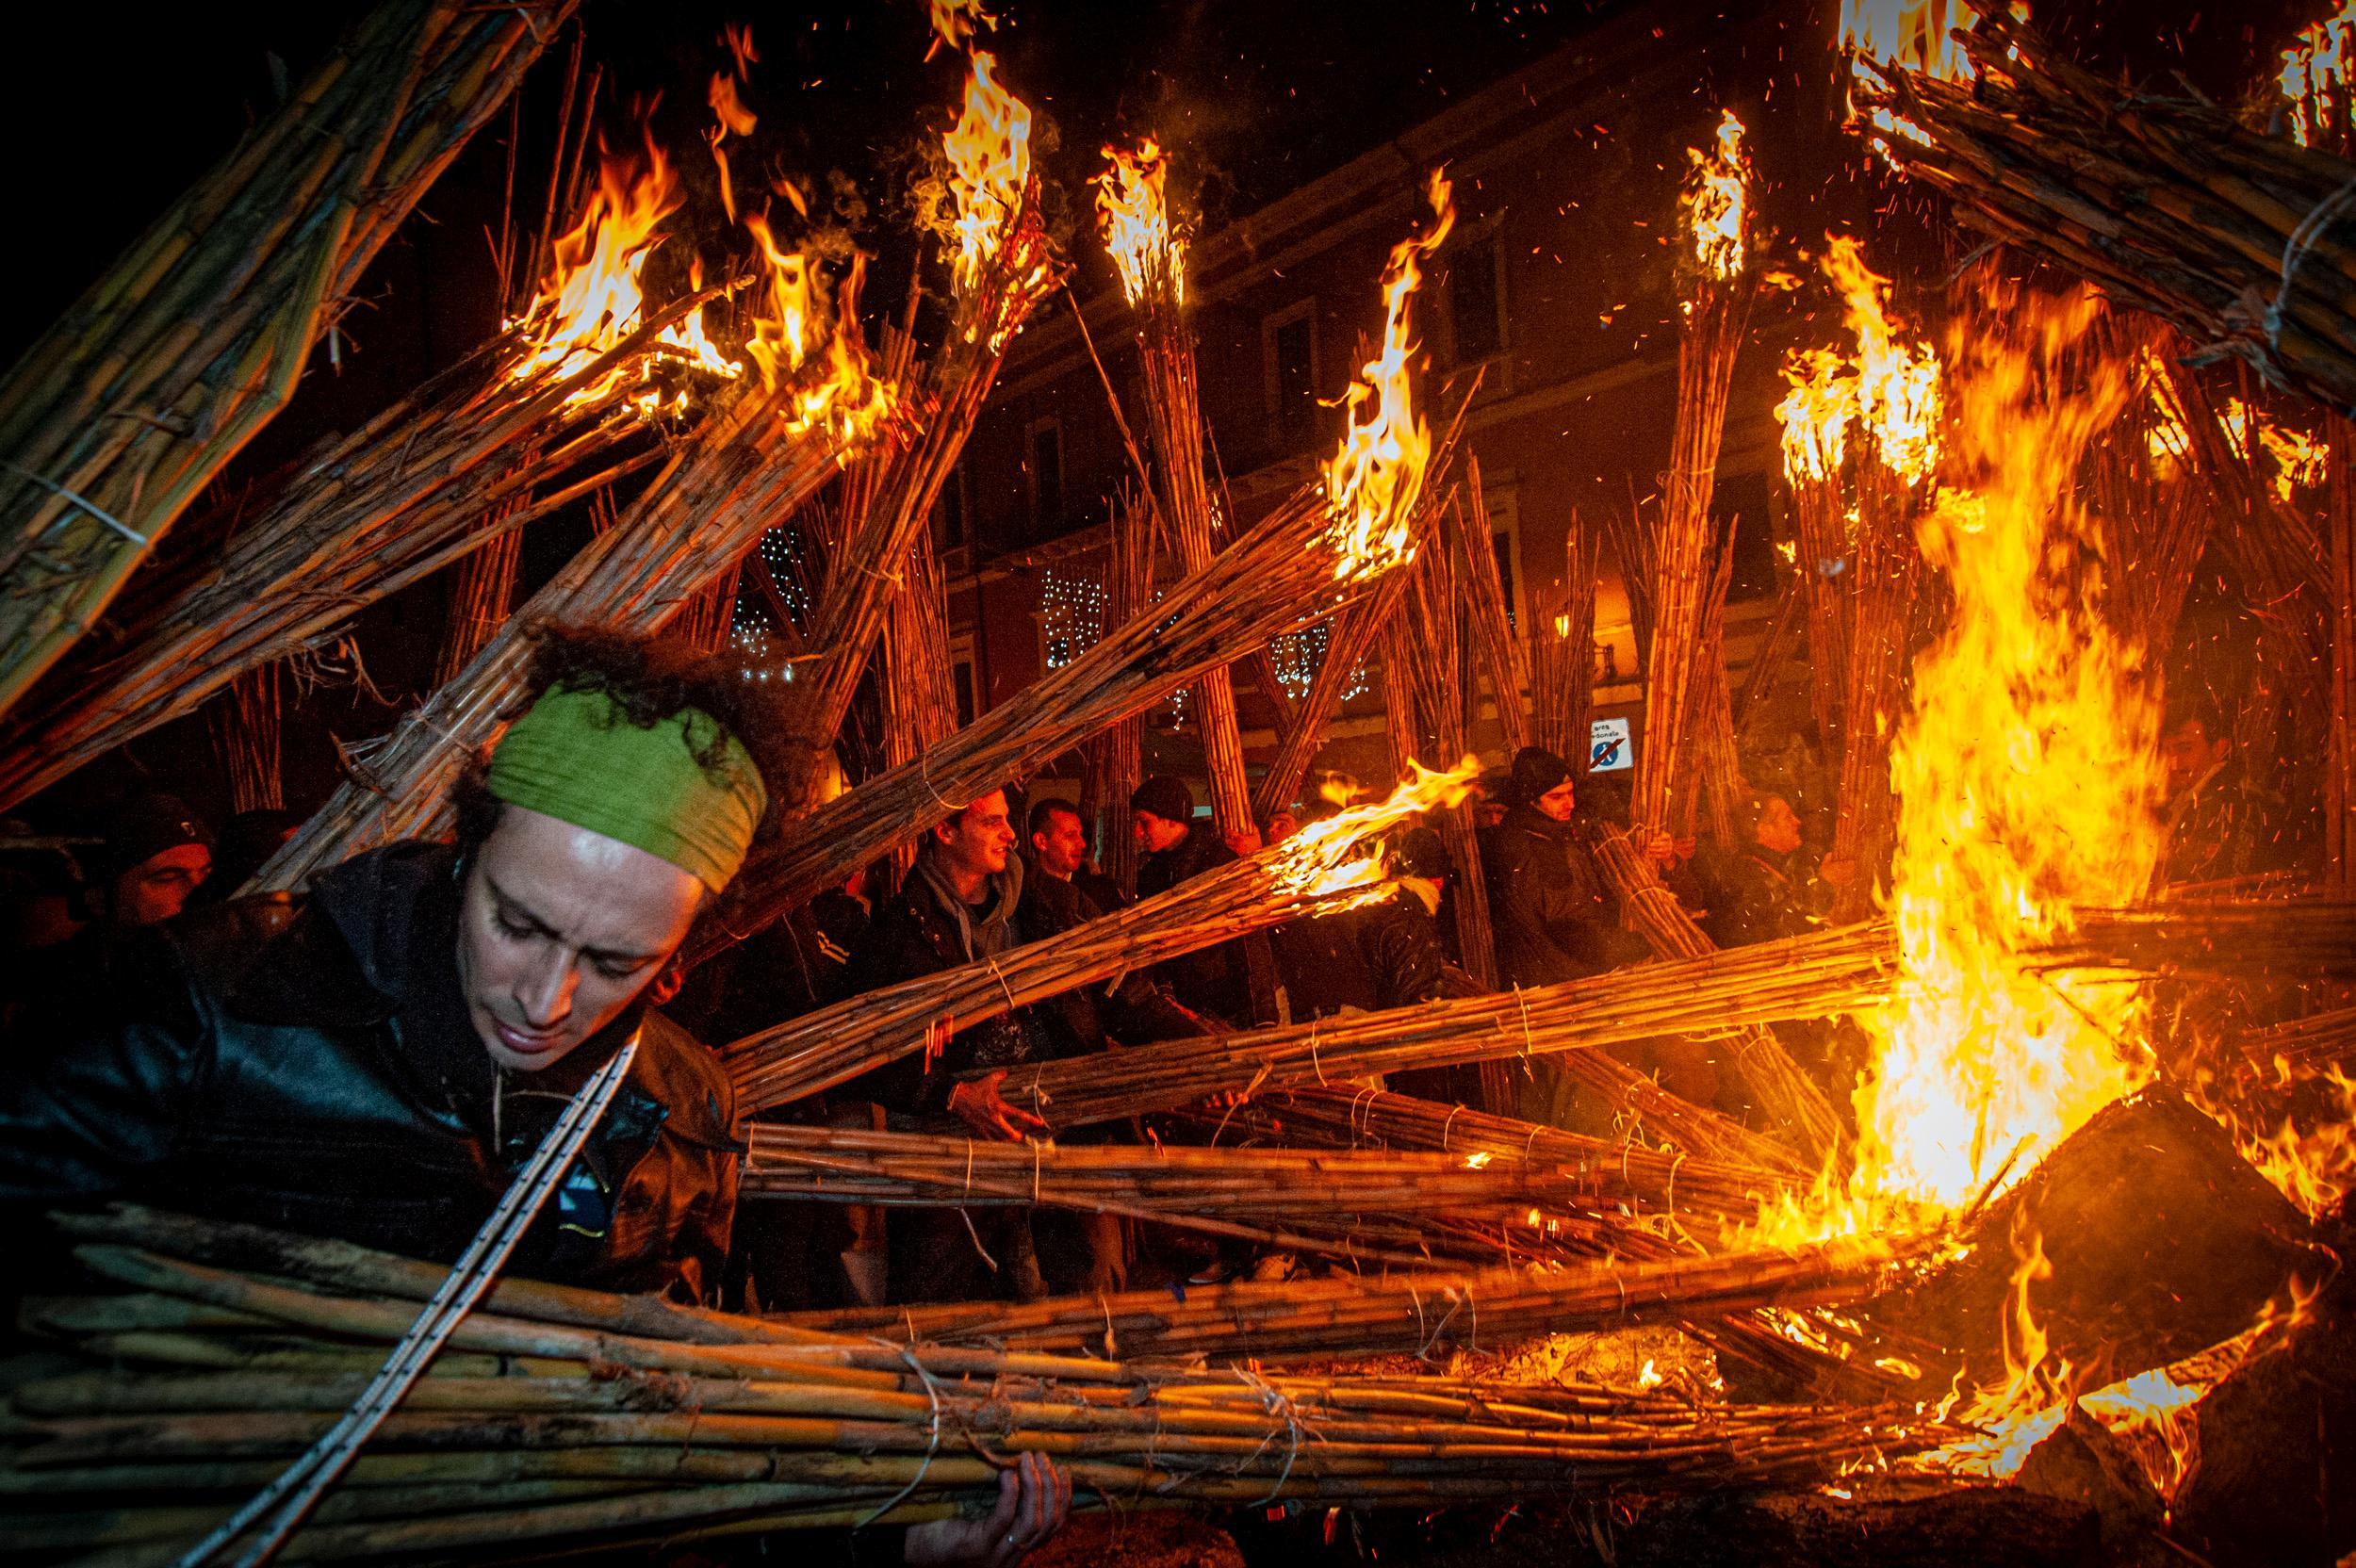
[453,622,797,868]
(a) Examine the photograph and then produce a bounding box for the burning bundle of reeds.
[0,313,687,813]
[1184,1085,1793,1219]
[5,1207,1947,1560]
[1528,515,1599,768]
[1855,5,2356,419]
[2334,413,2356,890]
[995,918,1897,1143]
[1628,111,1754,839]
[1098,141,1253,841]
[722,761,1478,1113]
[0,1,569,718]
[2035,897,2356,978]
[795,1230,1924,1363]
[254,297,895,890]
[740,1123,1668,1269]
[1776,350,1855,752]
[1587,832,1845,1163]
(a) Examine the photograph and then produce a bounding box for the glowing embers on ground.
[1682,110,1750,283]
[1095,138,1186,308]
[1262,756,1479,907]
[1319,172,1455,585]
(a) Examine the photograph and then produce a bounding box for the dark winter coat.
[0,842,740,1302]
[1479,804,1621,987]
[1136,823,1252,1025]
[1273,888,1456,1021]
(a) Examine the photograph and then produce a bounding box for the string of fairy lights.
[729,524,818,681]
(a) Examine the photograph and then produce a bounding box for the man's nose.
[516,952,578,1028]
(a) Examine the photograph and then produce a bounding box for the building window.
[1026,418,1064,533]
[937,461,969,548]
[1481,484,1523,631]
[949,630,978,727]
[1263,302,1318,451]
[1449,233,1506,365]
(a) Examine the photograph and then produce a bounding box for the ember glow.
[1823,237,1941,483]
[943,52,1036,298]
[1264,755,1478,907]
[1320,171,1455,584]
[1095,138,1186,308]
[2279,2,2356,148]
[1856,282,2160,1215]
[1682,110,1750,282]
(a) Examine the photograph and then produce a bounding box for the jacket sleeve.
[0,926,212,1206]
[1365,906,1448,1010]
[1101,970,1211,1045]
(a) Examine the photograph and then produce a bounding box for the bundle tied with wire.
[2,1206,1955,1564]
[722,760,1480,1114]
[0,302,700,814]
[0,0,573,720]
[253,269,904,891]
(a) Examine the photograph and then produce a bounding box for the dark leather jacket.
[1137,824,1250,1025]
[0,842,739,1302]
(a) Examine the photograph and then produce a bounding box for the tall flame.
[511,133,742,409]
[1095,138,1186,308]
[2280,3,2356,148]
[943,52,1035,297]
[1321,171,1455,584]
[1265,756,1480,906]
[1854,281,2161,1215]
[1683,110,1750,282]
[1824,237,1942,482]
[1776,347,1857,485]
[1840,1,1981,151]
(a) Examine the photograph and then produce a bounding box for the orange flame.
[2280,3,2356,148]
[740,213,817,388]
[1321,171,1454,584]
[1841,0,1977,149]
[929,0,999,56]
[1265,756,1479,906]
[943,52,1035,297]
[1823,237,1942,482]
[1775,347,1857,485]
[1682,110,1749,282]
[1095,138,1186,308]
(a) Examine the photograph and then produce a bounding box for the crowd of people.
[0,628,2307,1562]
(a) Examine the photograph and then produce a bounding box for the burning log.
[1863,1089,2325,1400]
[0,310,689,814]
[1629,110,1754,841]
[995,919,1898,1154]
[1097,139,1255,843]
[721,762,1479,1115]
[790,1233,1927,1362]
[696,178,1459,961]
[2168,1200,2356,1568]
[0,0,570,717]
[1178,1085,1795,1220]
[3,1208,1950,1560]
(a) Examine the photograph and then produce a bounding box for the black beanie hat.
[96,792,213,880]
[1508,746,1573,808]
[1131,775,1195,827]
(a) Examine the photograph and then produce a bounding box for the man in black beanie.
[1480,746,1624,988]
[1132,775,1251,1025]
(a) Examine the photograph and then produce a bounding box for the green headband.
[485,684,767,894]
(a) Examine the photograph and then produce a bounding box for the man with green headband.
[0,633,767,1301]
